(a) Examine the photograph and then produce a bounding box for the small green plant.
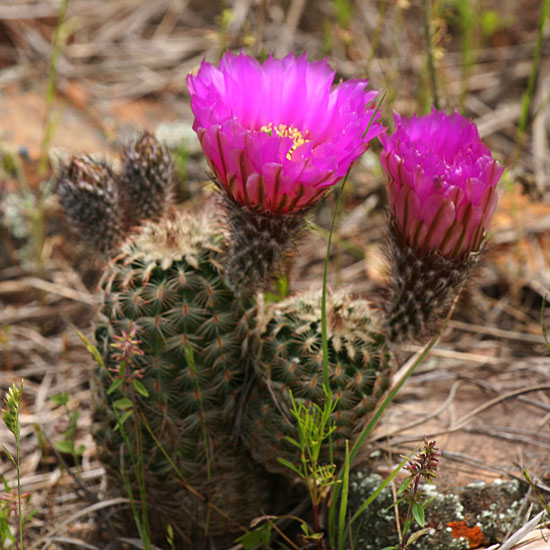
[0,182,50,271]
[234,520,272,550]
[518,0,550,139]
[236,513,324,550]
[105,328,152,549]
[50,392,86,466]
[1,382,24,550]
[171,143,188,184]
[521,465,550,519]
[0,142,58,275]
[278,386,339,540]
[330,0,354,28]
[383,438,441,550]
[0,477,17,550]
[542,297,550,354]
[0,478,33,550]
[0,148,25,185]
[0,327,11,371]
[263,274,290,303]
[421,0,440,110]
[446,0,513,106]
[38,0,70,177]
[75,328,152,549]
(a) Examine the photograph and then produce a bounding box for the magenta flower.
[380,109,503,259]
[187,52,384,215]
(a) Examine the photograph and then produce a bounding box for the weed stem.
[421,0,439,110]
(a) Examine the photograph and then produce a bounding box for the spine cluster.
[222,195,306,293]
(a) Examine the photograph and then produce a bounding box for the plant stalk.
[421,0,439,110]
[39,0,69,177]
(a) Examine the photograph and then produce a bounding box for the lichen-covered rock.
[348,470,529,550]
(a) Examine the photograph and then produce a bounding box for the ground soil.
[0,0,549,548]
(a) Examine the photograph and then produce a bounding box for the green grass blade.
[348,451,412,529]
[73,327,106,371]
[349,335,438,464]
[184,344,211,480]
[421,0,439,110]
[518,0,550,135]
[326,94,385,547]
[38,0,70,176]
[321,91,386,390]
[329,333,438,546]
[337,440,350,550]
[541,296,550,353]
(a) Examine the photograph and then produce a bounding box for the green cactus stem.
[242,290,394,477]
[93,210,282,545]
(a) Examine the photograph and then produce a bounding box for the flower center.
[260,123,310,160]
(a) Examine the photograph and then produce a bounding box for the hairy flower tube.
[187,51,383,291]
[57,157,124,254]
[380,109,503,259]
[379,109,504,343]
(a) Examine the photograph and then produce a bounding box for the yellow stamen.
[260,123,310,160]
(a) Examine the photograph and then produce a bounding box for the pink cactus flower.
[380,109,503,259]
[187,52,384,215]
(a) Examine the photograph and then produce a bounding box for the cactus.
[93,210,281,544]
[242,291,394,476]
[56,129,397,545]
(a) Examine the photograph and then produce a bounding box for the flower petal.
[188,52,384,214]
[380,109,503,258]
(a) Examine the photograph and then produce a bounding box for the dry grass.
[0,0,549,548]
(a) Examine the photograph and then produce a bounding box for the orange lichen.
[448,520,486,549]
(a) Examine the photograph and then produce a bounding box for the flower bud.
[380,109,503,342]
[58,157,124,254]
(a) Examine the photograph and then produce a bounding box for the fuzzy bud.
[121,131,174,225]
[57,157,124,254]
[222,194,305,293]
